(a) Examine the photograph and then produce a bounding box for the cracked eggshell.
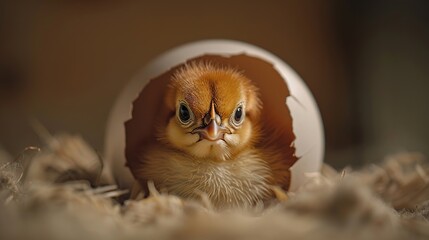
[103,40,324,192]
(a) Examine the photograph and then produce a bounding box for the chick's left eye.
[232,106,244,125]
[235,107,243,121]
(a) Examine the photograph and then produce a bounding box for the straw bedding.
[1,134,429,240]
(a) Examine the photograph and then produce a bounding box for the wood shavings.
[0,146,40,203]
[1,135,429,240]
[271,185,289,202]
[25,134,103,186]
[356,152,429,209]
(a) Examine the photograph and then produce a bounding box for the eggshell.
[104,40,324,192]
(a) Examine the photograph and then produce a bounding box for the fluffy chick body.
[140,145,272,208]
[131,62,292,208]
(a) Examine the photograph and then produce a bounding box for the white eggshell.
[103,40,324,191]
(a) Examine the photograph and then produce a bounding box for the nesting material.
[1,135,429,240]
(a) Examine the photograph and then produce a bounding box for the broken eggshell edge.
[103,39,325,192]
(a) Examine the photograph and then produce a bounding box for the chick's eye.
[178,103,192,124]
[231,105,245,126]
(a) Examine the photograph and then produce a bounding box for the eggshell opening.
[104,40,324,192]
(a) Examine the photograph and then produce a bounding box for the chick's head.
[160,62,262,161]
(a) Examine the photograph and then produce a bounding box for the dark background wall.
[1,1,428,168]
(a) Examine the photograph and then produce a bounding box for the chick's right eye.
[178,104,191,123]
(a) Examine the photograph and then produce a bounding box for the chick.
[129,62,293,208]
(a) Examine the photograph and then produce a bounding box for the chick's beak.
[192,102,229,141]
[203,119,223,141]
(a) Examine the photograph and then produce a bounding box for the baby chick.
[129,62,294,208]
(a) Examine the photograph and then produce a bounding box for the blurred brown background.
[1,1,429,168]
